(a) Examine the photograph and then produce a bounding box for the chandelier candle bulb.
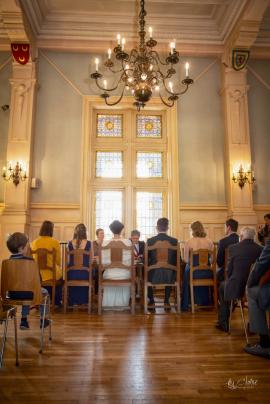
[117,33,121,45]
[103,80,107,89]
[185,62,189,77]
[170,42,176,54]
[169,81,173,91]
[121,38,126,50]
[149,26,153,38]
[95,58,99,71]
[108,49,112,59]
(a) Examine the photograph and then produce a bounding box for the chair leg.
[228,300,233,334]
[63,282,67,314]
[13,310,19,366]
[98,286,102,315]
[144,283,148,314]
[88,284,92,315]
[40,294,49,353]
[176,284,181,313]
[0,318,9,368]
[190,283,195,314]
[51,284,56,314]
[131,284,135,315]
[48,295,52,342]
[239,300,249,345]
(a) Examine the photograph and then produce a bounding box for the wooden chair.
[98,240,135,315]
[1,259,52,354]
[31,248,62,312]
[144,240,181,314]
[64,248,92,314]
[228,298,249,344]
[0,297,18,368]
[189,248,218,313]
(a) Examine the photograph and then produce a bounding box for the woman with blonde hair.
[67,223,92,306]
[181,221,214,310]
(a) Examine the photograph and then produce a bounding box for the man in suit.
[147,218,178,311]
[244,235,270,358]
[216,218,239,282]
[130,229,145,263]
[216,227,262,332]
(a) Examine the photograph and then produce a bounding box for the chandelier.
[90,0,193,111]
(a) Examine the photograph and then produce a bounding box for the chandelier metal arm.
[149,50,169,66]
[95,72,126,92]
[159,93,175,107]
[104,88,125,106]
[162,79,189,96]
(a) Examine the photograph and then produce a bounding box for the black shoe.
[20,318,30,330]
[40,318,50,329]
[148,301,155,313]
[215,323,229,332]
[244,343,270,359]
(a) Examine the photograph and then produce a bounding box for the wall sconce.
[232,164,255,189]
[2,161,27,186]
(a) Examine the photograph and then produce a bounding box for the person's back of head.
[7,232,28,254]
[240,227,256,241]
[39,220,54,237]
[226,218,238,233]
[73,223,87,249]
[157,217,169,233]
[190,221,206,238]
[109,220,124,235]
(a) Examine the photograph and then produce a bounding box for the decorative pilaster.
[221,66,256,225]
[0,60,37,258]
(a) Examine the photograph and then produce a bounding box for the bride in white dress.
[101,220,132,308]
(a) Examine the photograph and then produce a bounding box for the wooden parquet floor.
[0,307,270,404]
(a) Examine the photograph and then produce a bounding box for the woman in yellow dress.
[31,220,62,304]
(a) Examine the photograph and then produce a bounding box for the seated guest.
[181,221,214,311]
[258,213,270,246]
[216,218,239,282]
[244,235,270,358]
[102,220,132,308]
[6,232,50,330]
[67,223,91,306]
[92,228,105,293]
[130,229,145,263]
[147,218,178,311]
[216,227,262,332]
[31,220,62,305]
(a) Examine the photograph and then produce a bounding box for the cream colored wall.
[0,52,11,202]
[247,60,270,205]
[178,57,226,206]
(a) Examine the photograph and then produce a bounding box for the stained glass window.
[136,192,163,240]
[136,152,162,178]
[96,152,123,178]
[97,114,122,137]
[96,191,123,238]
[137,115,162,138]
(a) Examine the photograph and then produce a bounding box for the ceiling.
[0,0,269,56]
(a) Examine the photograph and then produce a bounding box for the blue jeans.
[21,288,49,318]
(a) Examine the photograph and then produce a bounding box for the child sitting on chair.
[6,232,50,330]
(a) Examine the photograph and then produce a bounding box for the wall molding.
[180,204,228,211]
[31,203,80,210]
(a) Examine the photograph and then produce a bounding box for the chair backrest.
[189,248,216,272]
[1,259,42,304]
[99,240,134,271]
[31,248,56,280]
[65,248,91,272]
[145,240,180,273]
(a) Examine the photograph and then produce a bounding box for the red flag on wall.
[11,43,30,65]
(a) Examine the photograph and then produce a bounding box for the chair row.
[30,241,218,314]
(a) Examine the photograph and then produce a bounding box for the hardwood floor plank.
[0,310,269,403]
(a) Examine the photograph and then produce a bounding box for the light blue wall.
[248,60,270,205]
[32,52,83,203]
[178,57,226,205]
[0,52,11,202]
